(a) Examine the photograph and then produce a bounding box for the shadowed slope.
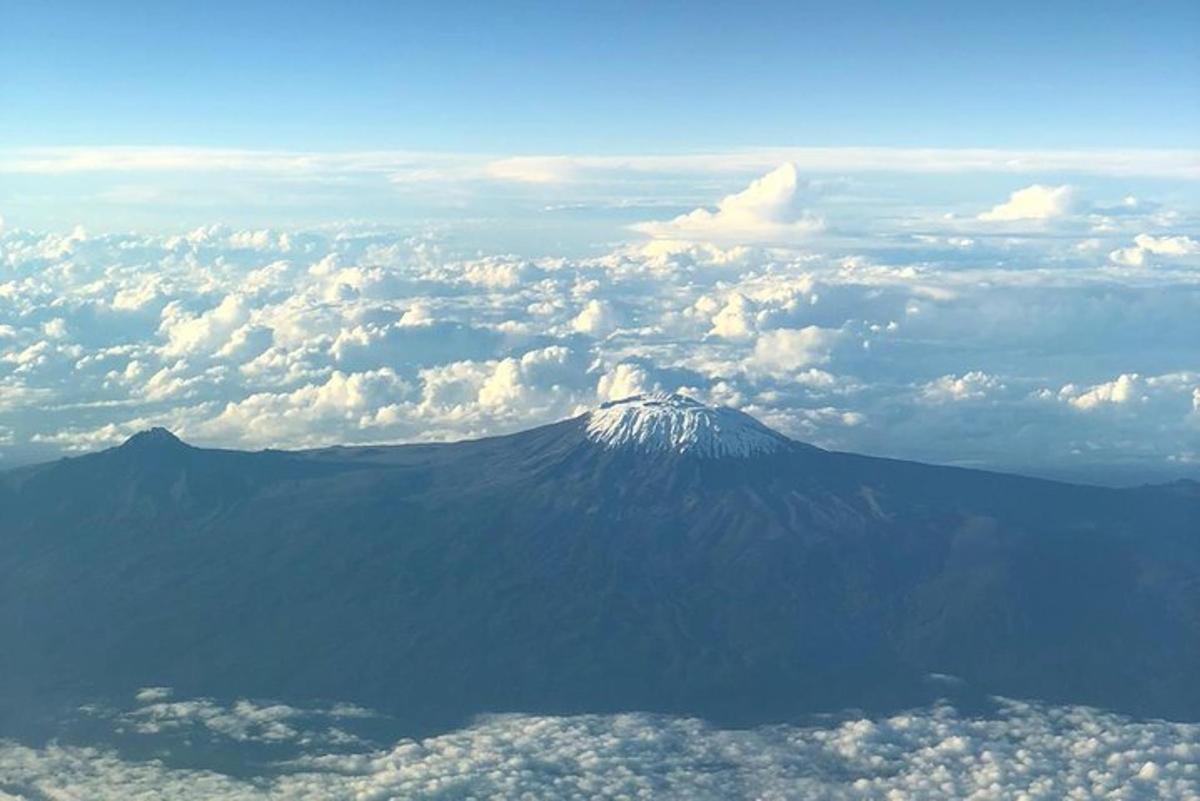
[1,396,1197,737]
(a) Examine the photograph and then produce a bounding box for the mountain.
[1,394,1198,737]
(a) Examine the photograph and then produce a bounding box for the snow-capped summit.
[584,393,792,458]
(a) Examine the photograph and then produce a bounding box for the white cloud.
[404,346,592,434]
[398,303,434,327]
[571,299,618,335]
[41,318,68,339]
[461,258,535,289]
[160,295,251,358]
[1135,233,1200,256]
[751,326,839,372]
[632,163,825,243]
[1109,233,1200,267]
[3,220,1199,479]
[485,155,579,184]
[135,686,173,703]
[199,369,413,448]
[708,292,757,339]
[123,699,311,744]
[0,147,473,177]
[920,371,1004,403]
[139,360,209,402]
[1061,373,1145,411]
[2,694,1198,800]
[6,146,1197,179]
[1110,247,1147,268]
[978,184,1076,221]
[597,363,652,401]
[112,277,164,311]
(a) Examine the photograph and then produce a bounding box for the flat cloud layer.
[4,146,1198,178]
[1,693,1197,800]
[0,165,1198,482]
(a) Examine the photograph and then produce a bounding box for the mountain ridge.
[1,397,1197,737]
[7,393,1194,493]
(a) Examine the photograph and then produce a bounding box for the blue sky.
[0,1,1197,480]
[4,0,1198,151]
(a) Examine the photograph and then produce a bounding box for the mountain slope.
[1,396,1197,736]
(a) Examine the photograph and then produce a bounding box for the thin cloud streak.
[2,146,1197,180]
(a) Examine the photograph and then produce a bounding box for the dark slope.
[1,416,1197,737]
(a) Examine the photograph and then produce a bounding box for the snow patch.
[584,393,790,458]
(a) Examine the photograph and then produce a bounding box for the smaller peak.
[120,427,188,451]
[585,393,791,458]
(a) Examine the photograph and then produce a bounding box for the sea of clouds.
[1,690,1197,800]
[0,164,1197,481]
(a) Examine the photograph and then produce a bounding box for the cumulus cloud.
[115,693,370,745]
[160,295,251,358]
[978,184,1076,221]
[571,299,619,335]
[632,163,825,243]
[199,369,414,448]
[134,686,173,703]
[2,693,1198,800]
[708,292,757,339]
[751,326,840,372]
[460,258,537,289]
[1109,233,1200,267]
[1060,373,1146,411]
[1,215,1199,480]
[920,371,1004,403]
[597,363,652,401]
